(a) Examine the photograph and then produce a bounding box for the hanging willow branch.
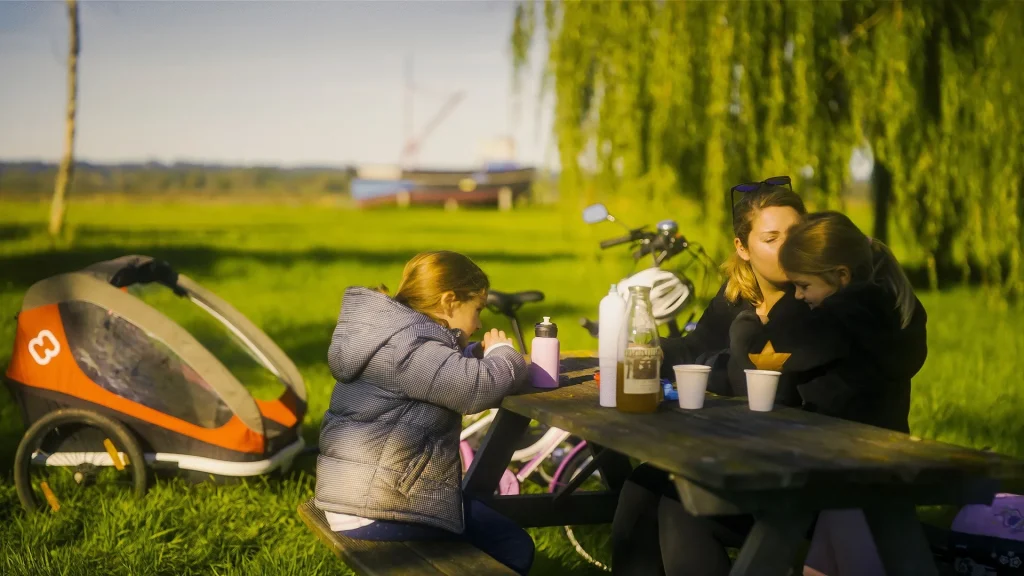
[512,0,1024,297]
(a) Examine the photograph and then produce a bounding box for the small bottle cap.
[535,316,557,338]
[609,284,617,293]
[629,285,652,297]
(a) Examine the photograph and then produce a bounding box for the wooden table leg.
[588,442,633,492]
[730,508,814,576]
[863,501,939,576]
[462,409,531,499]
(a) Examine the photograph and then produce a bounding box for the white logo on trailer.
[28,329,61,366]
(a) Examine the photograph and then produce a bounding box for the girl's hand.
[482,328,514,351]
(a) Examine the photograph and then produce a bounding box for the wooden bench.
[297,499,517,576]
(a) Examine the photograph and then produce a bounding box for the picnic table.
[462,354,1024,576]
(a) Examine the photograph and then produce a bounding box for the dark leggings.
[611,464,754,576]
[339,497,535,576]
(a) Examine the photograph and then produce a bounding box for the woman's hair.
[376,251,489,327]
[779,211,916,328]
[723,184,808,305]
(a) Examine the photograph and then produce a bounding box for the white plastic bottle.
[598,284,626,407]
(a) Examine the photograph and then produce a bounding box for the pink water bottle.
[529,317,560,389]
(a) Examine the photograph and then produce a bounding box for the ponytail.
[869,239,917,329]
[375,251,489,328]
[722,253,764,306]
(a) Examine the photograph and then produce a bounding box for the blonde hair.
[779,211,916,328]
[377,251,489,327]
[724,184,807,305]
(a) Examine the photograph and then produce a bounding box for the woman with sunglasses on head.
[612,177,818,576]
[661,177,812,392]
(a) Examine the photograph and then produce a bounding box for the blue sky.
[0,1,556,169]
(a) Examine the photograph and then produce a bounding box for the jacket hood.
[327,287,457,383]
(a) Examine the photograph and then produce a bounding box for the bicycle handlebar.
[597,217,704,271]
[599,235,634,249]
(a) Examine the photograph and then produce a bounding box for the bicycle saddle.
[486,290,544,316]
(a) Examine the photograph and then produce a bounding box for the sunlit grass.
[1,199,1020,575]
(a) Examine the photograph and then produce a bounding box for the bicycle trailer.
[4,255,307,479]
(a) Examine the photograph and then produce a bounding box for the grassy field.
[1,199,1022,575]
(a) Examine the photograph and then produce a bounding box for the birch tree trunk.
[48,0,79,238]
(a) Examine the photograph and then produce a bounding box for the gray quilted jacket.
[314,287,529,533]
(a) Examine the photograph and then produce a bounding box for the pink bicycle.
[461,290,609,570]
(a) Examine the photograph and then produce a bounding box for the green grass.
[1,199,1022,575]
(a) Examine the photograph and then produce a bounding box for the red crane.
[399,54,466,168]
[400,90,466,168]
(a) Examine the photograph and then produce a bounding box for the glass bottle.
[616,285,663,414]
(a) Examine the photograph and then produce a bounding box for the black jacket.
[728,282,928,433]
[660,282,815,400]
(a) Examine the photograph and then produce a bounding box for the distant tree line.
[0,162,356,199]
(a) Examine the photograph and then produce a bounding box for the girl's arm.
[395,337,529,415]
[764,305,859,416]
[725,309,768,396]
[726,305,851,401]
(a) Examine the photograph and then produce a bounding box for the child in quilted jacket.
[314,251,534,575]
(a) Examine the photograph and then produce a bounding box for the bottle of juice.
[616,285,663,414]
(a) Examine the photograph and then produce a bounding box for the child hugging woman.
[731,211,928,575]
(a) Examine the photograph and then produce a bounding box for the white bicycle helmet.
[617,268,692,324]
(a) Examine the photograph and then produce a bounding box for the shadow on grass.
[0,245,577,290]
[0,384,23,473]
[0,225,37,243]
[902,259,1018,294]
[263,320,338,371]
[483,303,595,344]
[190,301,594,378]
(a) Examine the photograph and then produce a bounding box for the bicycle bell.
[656,219,679,237]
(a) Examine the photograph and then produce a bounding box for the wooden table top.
[503,355,1024,492]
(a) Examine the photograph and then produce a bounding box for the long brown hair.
[779,211,916,328]
[723,185,807,305]
[377,251,489,327]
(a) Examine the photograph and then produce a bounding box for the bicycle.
[460,289,611,570]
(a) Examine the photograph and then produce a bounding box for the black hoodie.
[728,281,928,433]
[660,282,816,397]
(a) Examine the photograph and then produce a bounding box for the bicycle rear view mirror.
[582,203,610,224]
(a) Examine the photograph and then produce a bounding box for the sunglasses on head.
[729,175,793,221]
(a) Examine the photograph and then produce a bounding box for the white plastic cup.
[673,364,712,410]
[745,369,781,412]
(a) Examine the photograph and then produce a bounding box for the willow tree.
[512,0,1024,297]
[511,0,856,258]
[844,1,1024,296]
